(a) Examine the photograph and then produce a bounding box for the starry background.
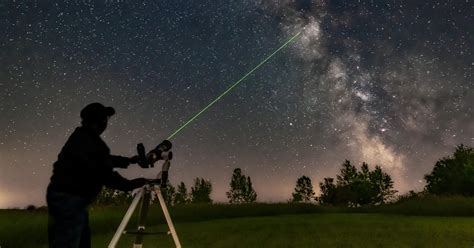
[0,0,472,208]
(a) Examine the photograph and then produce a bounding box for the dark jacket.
[49,126,137,202]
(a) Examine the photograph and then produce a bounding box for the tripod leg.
[155,188,182,248]
[108,188,144,248]
[133,187,152,248]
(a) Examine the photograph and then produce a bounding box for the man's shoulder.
[66,127,108,151]
[66,127,91,144]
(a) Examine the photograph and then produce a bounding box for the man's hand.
[129,155,140,164]
[130,155,151,168]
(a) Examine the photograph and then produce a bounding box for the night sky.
[0,1,472,208]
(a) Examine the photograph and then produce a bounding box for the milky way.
[0,1,472,208]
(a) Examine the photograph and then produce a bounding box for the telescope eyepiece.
[136,143,150,168]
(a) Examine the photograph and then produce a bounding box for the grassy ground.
[1,197,474,247]
[95,213,474,248]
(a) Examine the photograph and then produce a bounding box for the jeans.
[47,184,91,248]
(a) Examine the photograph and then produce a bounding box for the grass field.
[96,213,474,248]
[1,197,474,247]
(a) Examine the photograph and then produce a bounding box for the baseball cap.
[80,103,115,123]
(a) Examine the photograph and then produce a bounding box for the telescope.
[135,140,173,187]
[137,140,173,168]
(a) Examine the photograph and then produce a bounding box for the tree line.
[95,167,258,205]
[96,144,474,206]
[293,161,397,206]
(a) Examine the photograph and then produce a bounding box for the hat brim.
[104,107,115,117]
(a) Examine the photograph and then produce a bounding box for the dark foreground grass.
[95,213,474,248]
[1,197,474,247]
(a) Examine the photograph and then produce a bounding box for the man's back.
[50,126,111,201]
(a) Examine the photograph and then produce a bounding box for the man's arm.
[108,155,134,168]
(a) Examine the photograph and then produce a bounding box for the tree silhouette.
[359,162,370,181]
[424,144,474,196]
[369,166,397,203]
[318,178,336,204]
[318,160,396,206]
[245,176,257,203]
[226,168,257,203]
[336,160,358,186]
[191,178,213,203]
[291,176,315,203]
[95,187,132,206]
[174,182,189,205]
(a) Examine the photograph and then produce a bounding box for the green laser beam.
[167,31,302,140]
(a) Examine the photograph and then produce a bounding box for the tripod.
[108,158,182,248]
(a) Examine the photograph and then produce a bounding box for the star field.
[0,0,472,208]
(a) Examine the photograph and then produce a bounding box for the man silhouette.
[47,102,148,248]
